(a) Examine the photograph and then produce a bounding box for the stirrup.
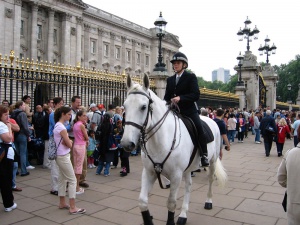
[201,156,209,167]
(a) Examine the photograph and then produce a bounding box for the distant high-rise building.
[212,68,230,83]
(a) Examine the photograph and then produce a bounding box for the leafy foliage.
[274,55,300,103]
[197,74,238,93]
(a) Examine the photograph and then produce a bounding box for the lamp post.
[237,16,260,51]
[153,12,167,72]
[287,84,292,103]
[236,52,244,86]
[287,84,292,111]
[258,36,277,64]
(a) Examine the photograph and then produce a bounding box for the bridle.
[124,90,178,189]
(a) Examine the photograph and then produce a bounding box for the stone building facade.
[0,0,181,76]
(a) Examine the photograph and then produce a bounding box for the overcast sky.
[84,0,300,81]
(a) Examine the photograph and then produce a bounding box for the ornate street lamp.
[237,16,260,51]
[153,12,167,72]
[287,84,292,103]
[236,52,244,86]
[258,36,277,64]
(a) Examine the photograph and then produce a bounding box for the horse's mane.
[127,82,168,107]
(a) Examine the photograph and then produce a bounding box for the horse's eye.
[141,105,147,110]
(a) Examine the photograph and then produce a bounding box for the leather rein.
[124,91,178,189]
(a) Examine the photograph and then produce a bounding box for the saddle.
[176,114,214,147]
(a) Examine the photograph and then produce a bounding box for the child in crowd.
[87,130,96,168]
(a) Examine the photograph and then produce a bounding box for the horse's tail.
[214,157,227,188]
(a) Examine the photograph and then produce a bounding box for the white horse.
[121,74,227,225]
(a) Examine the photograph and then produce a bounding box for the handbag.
[282,191,287,212]
[0,143,7,162]
[48,136,62,160]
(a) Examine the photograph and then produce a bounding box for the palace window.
[145,55,149,66]
[136,52,140,64]
[126,50,131,62]
[53,29,57,44]
[115,47,120,59]
[91,40,96,54]
[19,53,24,60]
[37,25,42,40]
[104,44,109,57]
[20,20,24,36]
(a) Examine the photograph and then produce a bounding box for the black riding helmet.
[170,52,188,68]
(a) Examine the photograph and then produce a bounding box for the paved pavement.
[0,134,290,225]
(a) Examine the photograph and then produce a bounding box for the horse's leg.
[204,160,215,210]
[176,172,192,225]
[166,174,182,225]
[139,168,156,225]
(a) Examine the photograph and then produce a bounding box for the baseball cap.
[98,104,105,109]
[89,103,96,109]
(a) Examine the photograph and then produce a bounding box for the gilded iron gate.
[258,73,267,108]
[0,51,155,110]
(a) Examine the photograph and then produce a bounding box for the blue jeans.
[294,136,298,147]
[12,162,18,188]
[276,143,284,155]
[252,126,255,135]
[96,160,110,175]
[15,134,29,175]
[227,130,235,142]
[255,129,261,142]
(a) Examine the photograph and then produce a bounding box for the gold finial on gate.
[76,62,81,72]
[9,50,15,66]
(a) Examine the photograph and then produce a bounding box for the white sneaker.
[255,141,261,144]
[26,165,35,170]
[5,203,17,212]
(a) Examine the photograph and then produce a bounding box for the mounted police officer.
[164,52,209,167]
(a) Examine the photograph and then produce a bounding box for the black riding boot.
[200,142,209,167]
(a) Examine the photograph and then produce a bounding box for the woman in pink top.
[73,110,88,194]
[53,106,86,215]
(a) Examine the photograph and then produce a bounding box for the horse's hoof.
[176,217,187,225]
[204,202,213,210]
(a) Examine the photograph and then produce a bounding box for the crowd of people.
[0,96,129,214]
[203,106,296,157]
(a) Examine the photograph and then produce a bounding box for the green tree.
[275,55,300,103]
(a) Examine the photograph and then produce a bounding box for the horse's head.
[121,74,152,152]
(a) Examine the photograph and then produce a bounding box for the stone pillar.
[47,8,55,62]
[261,63,278,110]
[97,27,103,69]
[131,39,136,74]
[121,36,126,71]
[0,1,4,51]
[30,2,39,60]
[109,32,115,71]
[235,85,246,109]
[13,0,22,57]
[83,23,90,68]
[234,51,261,110]
[296,84,300,107]
[61,13,72,65]
[141,42,145,73]
[149,71,169,99]
[76,16,83,64]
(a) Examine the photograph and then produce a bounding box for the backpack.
[10,111,23,138]
[33,112,45,129]
[93,111,103,137]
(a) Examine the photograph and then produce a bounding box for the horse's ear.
[126,74,132,89]
[143,73,150,90]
